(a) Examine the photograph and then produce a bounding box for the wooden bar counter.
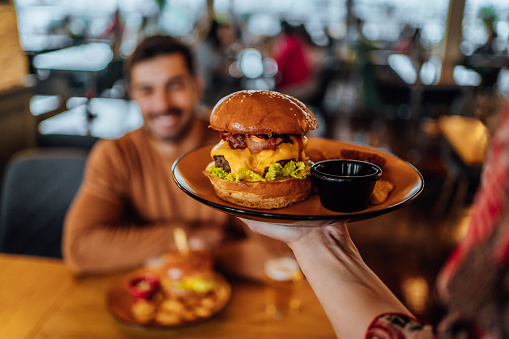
[0,254,335,338]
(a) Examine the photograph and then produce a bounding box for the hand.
[238,218,352,252]
[238,217,360,270]
[188,224,226,250]
[238,218,314,244]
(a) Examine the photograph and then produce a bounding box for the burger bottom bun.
[204,171,313,209]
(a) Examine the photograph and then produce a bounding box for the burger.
[203,90,318,209]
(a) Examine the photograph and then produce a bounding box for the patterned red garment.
[439,104,509,300]
[272,34,312,91]
[438,104,509,294]
[439,102,509,338]
[366,313,434,339]
[367,101,509,338]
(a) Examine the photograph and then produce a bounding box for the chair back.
[0,148,87,258]
[38,134,98,152]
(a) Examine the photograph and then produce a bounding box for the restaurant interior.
[1,0,509,337]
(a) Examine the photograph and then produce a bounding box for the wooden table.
[0,254,335,338]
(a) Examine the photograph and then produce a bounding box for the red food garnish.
[128,273,160,299]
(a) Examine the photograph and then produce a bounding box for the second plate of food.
[107,270,232,329]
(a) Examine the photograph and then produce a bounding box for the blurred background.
[1,0,509,327]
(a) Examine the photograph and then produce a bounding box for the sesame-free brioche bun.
[204,168,313,209]
[210,90,318,134]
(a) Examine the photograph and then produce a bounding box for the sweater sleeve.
[62,140,175,275]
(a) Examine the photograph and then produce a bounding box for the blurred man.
[63,35,263,276]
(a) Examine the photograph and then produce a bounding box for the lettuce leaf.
[236,168,266,182]
[208,166,235,181]
[209,160,310,182]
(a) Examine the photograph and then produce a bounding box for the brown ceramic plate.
[172,138,424,224]
[106,270,232,329]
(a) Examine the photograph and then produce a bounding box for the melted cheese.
[211,138,306,175]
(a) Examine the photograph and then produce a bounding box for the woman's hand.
[239,218,359,258]
[238,217,349,244]
[239,218,314,243]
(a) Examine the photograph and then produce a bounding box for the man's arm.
[62,187,177,275]
[62,140,178,275]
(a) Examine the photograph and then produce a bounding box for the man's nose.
[153,90,173,111]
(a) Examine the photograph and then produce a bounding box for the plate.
[172,138,424,224]
[106,270,232,329]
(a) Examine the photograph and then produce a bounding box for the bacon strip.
[220,132,247,149]
[245,135,276,154]
[220,132,304,156]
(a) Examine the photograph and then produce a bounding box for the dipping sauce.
[128,273,161,299]
[311,160,382,212]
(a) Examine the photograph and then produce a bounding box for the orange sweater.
[63,118,237,275]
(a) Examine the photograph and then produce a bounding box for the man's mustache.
[148,108,183,119]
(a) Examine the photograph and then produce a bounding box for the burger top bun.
[210,90,318,134]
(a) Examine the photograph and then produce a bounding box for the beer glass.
[264,257,303,319]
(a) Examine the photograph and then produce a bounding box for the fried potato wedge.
[370,180,395,205]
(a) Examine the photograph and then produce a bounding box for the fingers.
[239,217,335,228]
[238,218,266,231]
[238,218,309,244]
[239,218,286,237]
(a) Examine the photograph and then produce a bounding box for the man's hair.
[125,35,196,83]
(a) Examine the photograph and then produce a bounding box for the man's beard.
[146,107,195,143]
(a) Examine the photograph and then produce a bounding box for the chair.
[37,133,99,152]
[0,148,87,258]
[432,143,482,216]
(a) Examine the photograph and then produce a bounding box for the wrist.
[287,227,328,253]
[288,228,341,273]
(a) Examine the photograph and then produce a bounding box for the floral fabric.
[366,313,434,339]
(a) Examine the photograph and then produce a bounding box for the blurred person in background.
[196,19,243,106]
[48,14,87,46]
[271,21,315,101]
[463,6,505,90]
[63,35,270,279]
[97,8,124,60]
[349,17,381,112]
[394,26,427,84]
[241,97,509,338]
[461,7,506,122]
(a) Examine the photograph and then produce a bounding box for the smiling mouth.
[150,109,183,129]
[152,114,180,128]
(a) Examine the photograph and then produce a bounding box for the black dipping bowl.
[311,160,383,212]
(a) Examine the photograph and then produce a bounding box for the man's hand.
[188,224,226,250]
